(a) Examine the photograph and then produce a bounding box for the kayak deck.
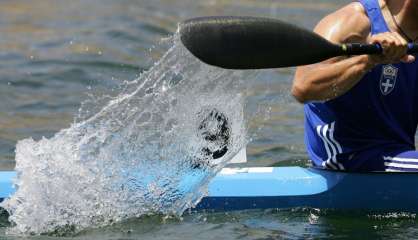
[1,167,418,212]
[196,167,418,212]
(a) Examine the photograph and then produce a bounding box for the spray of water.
[1,32,268,235]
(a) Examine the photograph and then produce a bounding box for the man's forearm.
[292,55,375,103]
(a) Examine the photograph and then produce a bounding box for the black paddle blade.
[179,16,343,69]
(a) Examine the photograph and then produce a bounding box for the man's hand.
[292,2,416,103]
[368,32,415,65]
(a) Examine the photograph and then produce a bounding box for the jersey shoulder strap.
[358,0,390,34]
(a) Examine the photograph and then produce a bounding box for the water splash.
[1,33,266,235]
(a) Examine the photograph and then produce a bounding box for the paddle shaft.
[342,42,417,55]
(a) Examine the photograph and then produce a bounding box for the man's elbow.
[291,83,310,104]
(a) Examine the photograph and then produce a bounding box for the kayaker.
[292,0,418,171]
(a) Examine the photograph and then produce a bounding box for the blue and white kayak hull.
[196,167,418,212]
[1,167,418,212]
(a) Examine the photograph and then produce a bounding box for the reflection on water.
[2,208,417,240]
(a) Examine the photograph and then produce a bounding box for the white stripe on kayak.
[384,162,418,169]
[220,167,274,175]
[317,125,337,170]
[248,167,274,173]
[383,156,418,163]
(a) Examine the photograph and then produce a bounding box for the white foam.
[1,31,274,235]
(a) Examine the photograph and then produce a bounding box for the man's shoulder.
[336,2,370,24]
[315,2,371,43]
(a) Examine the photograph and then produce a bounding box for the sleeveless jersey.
[304,0,418,171]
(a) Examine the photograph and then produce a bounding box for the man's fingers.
[392,32,409,58]
[401,55,416,63]
[393,32,408,46]
[387,34,403,57]
[370,32,410,64]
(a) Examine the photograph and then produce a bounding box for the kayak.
[195,167,418,212]
[1,166,418,213]
[0,171,14,204]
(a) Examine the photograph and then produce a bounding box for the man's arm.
[291,2,414,103]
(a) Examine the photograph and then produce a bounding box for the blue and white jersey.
[304,0,418,171]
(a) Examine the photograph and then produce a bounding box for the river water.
[1,0,418,239]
